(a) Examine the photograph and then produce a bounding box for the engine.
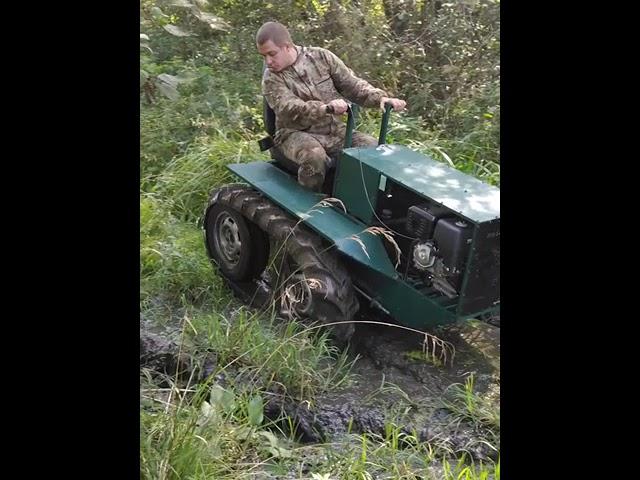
[406,204,473,298]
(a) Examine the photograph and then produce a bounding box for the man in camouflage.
[256,21,407,191]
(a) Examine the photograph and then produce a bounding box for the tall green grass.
[440,374,501,457]
[188,307,356,399]
[442,375,500,433]
[140,192,224,308]
[141,309,355,479]
[149,139,268,223]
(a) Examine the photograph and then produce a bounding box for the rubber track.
[206,184,359,328]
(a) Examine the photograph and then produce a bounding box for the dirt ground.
[141,304,500,462]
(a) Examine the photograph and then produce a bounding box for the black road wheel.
[204,195,269,282]
[204,184,358,345]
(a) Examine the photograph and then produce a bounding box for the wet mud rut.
[141,308,500,462]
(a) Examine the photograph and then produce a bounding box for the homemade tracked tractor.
[204,102,500,343]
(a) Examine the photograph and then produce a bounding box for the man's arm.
[263,74,329,129]
[323,49,387,108]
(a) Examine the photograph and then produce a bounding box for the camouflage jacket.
[262,46,388,143]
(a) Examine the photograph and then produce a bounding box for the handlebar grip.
[326,101,354,115]
[378,103,394,145]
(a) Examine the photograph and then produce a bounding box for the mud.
[140,304,500,461]
[260,316,500,461]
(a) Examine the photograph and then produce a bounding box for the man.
[256,21,407,191]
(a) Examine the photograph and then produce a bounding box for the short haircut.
[256,21,293,47]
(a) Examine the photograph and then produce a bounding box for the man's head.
[256,21,297,73]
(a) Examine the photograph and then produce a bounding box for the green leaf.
[248,394,263,426]
[190,7,230,31]
[140,34,152,53]
[157,73,179,88]
[311,474,333,480]
[234,425,253,441]
[277,447,292,458]
[257,430,292,458]
[175,72,198,84]
[150,7,168,19]
[197,400,217,426]
[155,74,180,100]
[258,430,278,447]
[156,82,180,100]
[267,446,280,457]
[167,0,193,7]
[441,64,460,75]
[163,24,196,37]
[209,384,235,413]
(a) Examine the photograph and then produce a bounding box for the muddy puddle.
[141,303,500,461]
[261,314,500,461]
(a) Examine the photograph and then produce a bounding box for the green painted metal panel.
[343,144,500,223]
[227,162,398,278]
[346,260,458,329]
[332,152,380,224]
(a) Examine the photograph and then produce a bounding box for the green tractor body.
[205,104,499,337]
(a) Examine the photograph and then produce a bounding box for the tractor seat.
[262,97,339,193]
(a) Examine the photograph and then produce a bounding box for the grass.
[140,305,352,479]
[440,374,501,458]
[140,192,225,307]
[140,379,272,479]
[148,137,269,223]
[442,375,500,432]
[187,308,357,399]
[141,303,500,478]
[141,369,500,480]
[141,295,500,478]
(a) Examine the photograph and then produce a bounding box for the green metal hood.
[343,144,500,223]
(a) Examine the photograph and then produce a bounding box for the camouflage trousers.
[277,130,377,191]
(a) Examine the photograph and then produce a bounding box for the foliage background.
[141,0,499,192]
